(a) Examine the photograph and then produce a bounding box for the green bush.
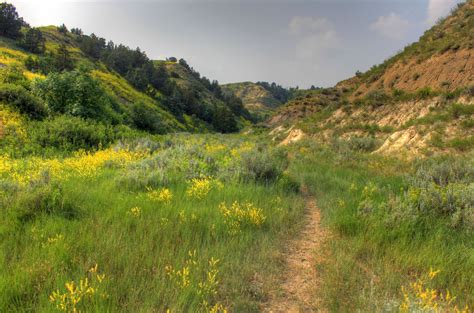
[413,157,474,186]
[347,136,381,152]
[130,101,166,134]
[388,157,474,230]
[0,84,47,119]
[416,87,437,99]
[29,115,114,152]
[32,70,119,123]
[19,27,45,54]
[13,182,80,223]
[449,103,474,118]
[0,65,28,87]
[240,147,286,184]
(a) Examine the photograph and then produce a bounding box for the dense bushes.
[19,27,45,53]
[29,116,114,152]
[130,101,166,134]
[386,157,474,230]
[0,84,47,119]
[0,2,25,39]
[33,70,120,123]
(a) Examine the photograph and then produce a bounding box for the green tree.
[54,44,74,72]
[58,23,68,33]
[131,101,165,134]
[20,27,45,53]
[213,106,238,133]
[0,3,24,39]
[33,70,117,122]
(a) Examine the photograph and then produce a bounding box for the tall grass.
[0,134,305,312]
[289,139,473,311]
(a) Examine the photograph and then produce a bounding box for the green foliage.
[448,136,474,152]
[240,147,286,184]
[33,69,119,123]
[54,43,74,72]
[0,2,24,39]
[0,135,305,311]
[288,140,473,310]
[130,101,167,134]
[0,83,47,119]
[212,106,238,133]
[19,27,45,54]
[416,87,437,99]
[29,116,114,153]
[0,64,28,87]
[12,182,80,223]
[388,157,474,230]
[347,136,381,152]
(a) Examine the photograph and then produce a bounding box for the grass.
[0,134,305,312]
[287,139,474,311]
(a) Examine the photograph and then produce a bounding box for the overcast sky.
[8,0,464,88]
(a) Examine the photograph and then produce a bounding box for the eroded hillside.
[222,82,282,112]
[269,1,474,156]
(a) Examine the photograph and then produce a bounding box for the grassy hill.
[269,1,474,156]
[0,10,252,158]
[221,82,282,112]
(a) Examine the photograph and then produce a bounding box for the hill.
[0,4,251,157]
[221,82,283,113]
[269,1,474,156]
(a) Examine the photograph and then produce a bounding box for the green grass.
[0,134,305,312]
[1,126,472,312]
[287,140,474,311]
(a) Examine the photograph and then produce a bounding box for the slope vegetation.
[269,1,474,156]
[222,82,282,112]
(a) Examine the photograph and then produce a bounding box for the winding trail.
[263,187,328,313]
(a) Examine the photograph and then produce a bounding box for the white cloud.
[288,16,339,60]
[370,13,410,40]
[427,0,460,25]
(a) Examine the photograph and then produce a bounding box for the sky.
[8,0,464,88]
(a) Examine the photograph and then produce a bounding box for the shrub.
[0,65,28,87]
[413,157,474,187]
[347,136,381,152]
[13,183,80,223]
[388,157,474,230]
[449,103,474,119]
[29,115,114,152]
[19,27,45,54]
[0,84,47,119]
[240,147,286,184]
[365,90,390,106]
[33,70,118,122]
[276,173,300,193]
[130,101,166,134]
[416,87,437,99]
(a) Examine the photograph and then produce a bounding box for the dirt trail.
[263,187,328,313]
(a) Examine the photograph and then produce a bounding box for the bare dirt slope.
[263,187,328,313]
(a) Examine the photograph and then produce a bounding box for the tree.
[131,101,165,134]
[0,3,25,39]
[213,106,238,133]
[33,70,116,122]
[20,28,45,53]
[71,28,83,36]
[54,44,74,72]
[58,23,68,33]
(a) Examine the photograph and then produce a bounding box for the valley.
[0,1,473,312]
